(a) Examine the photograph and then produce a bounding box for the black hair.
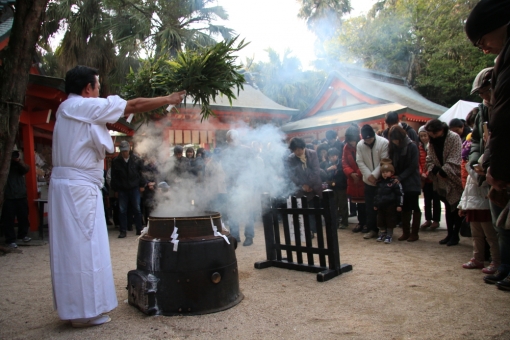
[465,108,478,127]
[289,137,306,151]
[325,130,337,140]
[196,147,205,158]
[185,147,195,158]
[327,148,340,157]
[448,118,464,129]
[424,119,446,133]
[388,125,407,157]
[316,143,329,161]
[385,111,399,125]
[305,143,314,150]
[65,65,99,95]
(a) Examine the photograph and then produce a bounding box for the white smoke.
[132,121,297,223]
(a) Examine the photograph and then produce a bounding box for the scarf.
[297,153,307,169]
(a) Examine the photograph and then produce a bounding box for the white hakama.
[49,94,126,320]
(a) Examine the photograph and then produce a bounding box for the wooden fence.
[254,190,352,282]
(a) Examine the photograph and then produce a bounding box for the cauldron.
[127,211,243,316]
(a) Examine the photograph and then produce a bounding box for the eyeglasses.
[474,35,485,51]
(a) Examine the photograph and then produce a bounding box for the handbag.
[459,216,471,237]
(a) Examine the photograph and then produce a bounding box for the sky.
[214,0,378,68]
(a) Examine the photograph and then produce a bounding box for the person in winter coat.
[1,151,31,248]
[110,141,146,238]
[458,157,500,274]
[382,111,419,144]
[424,119,463,246]
[321,148,348,229]
[465,0,510,289]
[468,67,492,185]
[288,137,323,201]
[418,126,441,230]
[342,123,366,232]
[388,125,422,242]
[356,124,389,239]
[373,159,404,244]
[288,137,323,237]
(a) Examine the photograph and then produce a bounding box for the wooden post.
[21,122,39,232]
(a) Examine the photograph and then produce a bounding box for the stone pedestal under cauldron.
[127,211,243,316]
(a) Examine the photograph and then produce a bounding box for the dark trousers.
[1,198,30,244]
[490,200,510,273]
[442,199,461,240]
[377,204,396,232]
[423,182,441,222]
[118,187,142,233]
[356,203,367,226]
[349,198,357,216]
[364,184,378,232]
[334,189,349,227]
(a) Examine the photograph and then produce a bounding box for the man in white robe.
[49,65,185,327]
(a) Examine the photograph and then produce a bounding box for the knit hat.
[173,145,183,154]
[418,125,427,134]
[471,67,493,94]
[360,124,375,139]
[344,123,361,143]
[380,158,395,174]
[119,140,130,151]
[465,0,510,45]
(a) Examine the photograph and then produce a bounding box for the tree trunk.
[0,0,49,211]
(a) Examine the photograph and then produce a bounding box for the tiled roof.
[0,15,12,40]
[184,84,298,115]
[281,103,406,132]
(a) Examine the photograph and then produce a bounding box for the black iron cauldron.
[127,211,243,316]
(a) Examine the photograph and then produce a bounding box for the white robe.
[49,93,126,320]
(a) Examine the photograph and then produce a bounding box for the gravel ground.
[1,217,510,340]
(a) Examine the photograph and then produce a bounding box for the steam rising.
[133,121,297,223]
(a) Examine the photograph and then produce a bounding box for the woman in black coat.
[388,125,422,242]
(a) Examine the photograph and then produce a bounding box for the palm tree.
[40,0,234,94]
[249,49,326,111]
[297,0,352,42]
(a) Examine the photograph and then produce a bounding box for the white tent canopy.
[438,100,479,123]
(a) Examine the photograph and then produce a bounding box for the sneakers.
[352,224,364,233]
[363,230,377,239]
[243,237,253,246]
[338,224,348,230]
[6,243,18,248]
[482,263,498,275]
[462,258,484,269]
[384,235,392,244]
[71,314,111,328]
[420,221,431,230]
[376,233,386,242]
[484,270,509,284]
[22,237,31,242]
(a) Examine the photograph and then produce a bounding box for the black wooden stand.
[254,190,352,282]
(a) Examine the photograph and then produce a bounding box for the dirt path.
[1,222,509,340]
